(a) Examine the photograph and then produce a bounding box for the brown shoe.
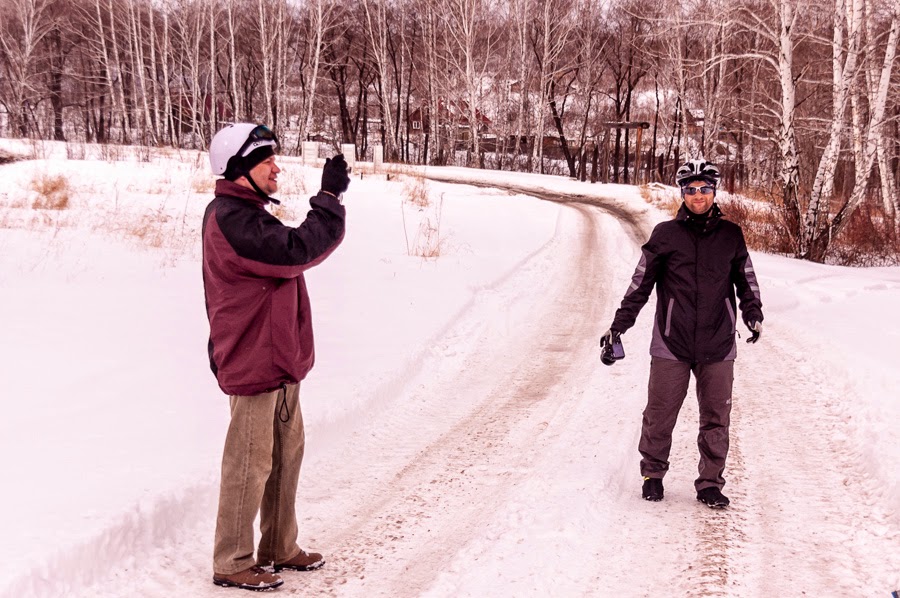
[273,549,325,572]
[212,565,284,591]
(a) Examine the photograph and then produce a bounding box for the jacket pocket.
[664,298,675,337]
[725,298,736,329]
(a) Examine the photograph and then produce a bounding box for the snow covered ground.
[1,140,898,597]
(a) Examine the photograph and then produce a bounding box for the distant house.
[408,99,492,149]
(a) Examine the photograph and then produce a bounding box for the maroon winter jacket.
[202,179,346,396]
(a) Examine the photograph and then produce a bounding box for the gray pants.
[213,383,305,575]
[639,357,734,491]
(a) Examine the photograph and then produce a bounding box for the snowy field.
[0,139,898,597]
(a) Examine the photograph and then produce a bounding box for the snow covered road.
[78,193,900,596]
[2,153,898,597]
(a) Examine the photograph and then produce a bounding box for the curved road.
[62,174,899,597]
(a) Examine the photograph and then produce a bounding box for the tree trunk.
[547,78,574,177]
[807,7,899,262]
[800,0,860,258]
[362,0,395,160]
[208,0,216,142]
[107,0,129,142]
[161,8,175,145]
[148,5,162,142]
[48,26,65,141]
[777,0,801,254]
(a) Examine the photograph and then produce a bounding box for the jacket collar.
[676,202,722,234]
[214,179,280,206]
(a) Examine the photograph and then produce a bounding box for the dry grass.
[191,173,215,194]
[65,142,86,160]
[275,168,309,197]
[716,197,795,255]
[415,213,445,259]
[638,182,900,265]
[401,191,445,259]
[639,183,680,217]
[719,190,900,265]
[31,173,71,210]
[401,173,431,208]
[7,196,28,209]
[125,205,171,248]
[828,204,900,266]
[98,143,123,162]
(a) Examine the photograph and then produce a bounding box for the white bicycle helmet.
[675,159,721,187]
[209,123,279,176]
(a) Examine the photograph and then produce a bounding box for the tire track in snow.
[535,186,754,596]
[724,323,900,595]
[55,179,664,597]
[281,203,613,596]
[682,410,750,597]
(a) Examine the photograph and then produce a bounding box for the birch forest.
[1,0,898,262]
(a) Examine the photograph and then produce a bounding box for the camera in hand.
[601,331,625,366]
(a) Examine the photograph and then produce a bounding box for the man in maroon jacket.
[203,123,348,591]
[602,159,763,510]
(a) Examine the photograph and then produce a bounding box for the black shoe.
[642,477,664,501]
[696,486,730,508]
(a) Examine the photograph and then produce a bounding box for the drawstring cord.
[278,383,290,423]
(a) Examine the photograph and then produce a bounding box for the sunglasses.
[238,125,279,158]
[682,185,715,196]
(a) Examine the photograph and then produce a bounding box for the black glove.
[746,321,762,344]
[321,154,350,196]
[600,329,615,348]
[600,328,624,366]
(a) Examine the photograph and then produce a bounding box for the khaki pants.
[213,384,305,575]
[639,357,734,491]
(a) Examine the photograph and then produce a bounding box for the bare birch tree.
[0,0,55,136]
[256,0,278,126]
[865,1,899,220]
[528,0,578,173]
[440,0,502,165]
[800,0,863,257]
[160,1,176,144]
[129,0,156,144]
[418,0,446,164]
[726,0,805,250]
[223,0,241,121]
[808,3,899,260]
[298,0,336,145]
[361,0,397,158]
[509,0,531,165]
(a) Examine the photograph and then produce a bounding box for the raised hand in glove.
[321,154,350,197]
[746,321,762,344]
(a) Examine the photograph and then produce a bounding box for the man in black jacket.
[602,159,763,509]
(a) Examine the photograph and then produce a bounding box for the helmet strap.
[236,167,280,205]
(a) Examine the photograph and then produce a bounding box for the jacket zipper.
[693,230,700,361]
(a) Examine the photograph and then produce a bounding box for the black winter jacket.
[611,203,763,363]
